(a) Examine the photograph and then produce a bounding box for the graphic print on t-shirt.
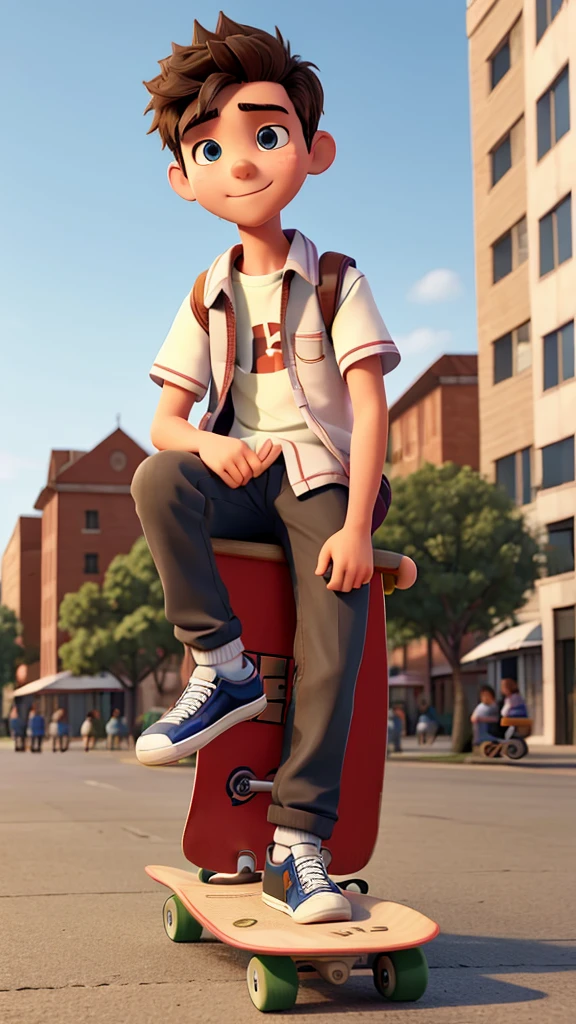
[251,322,284,374]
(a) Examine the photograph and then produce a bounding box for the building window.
[543,321,575,390]
[493,322,532,383]
[493,233,512,282]
[491,37,511,90]
[521,447,532,506]
[493,217,528,283]
[536,0,564,43]
[496,453,517,502]
[85,510,99,531]
[542,436,575,489]
[494,334,513,382]
[492,134,512,186]
[516,321,532,373]
[496,448,533,505]
[84,553,99,574]
[546,519,575,575]
[537,66,570,160]
[539,194,572,276]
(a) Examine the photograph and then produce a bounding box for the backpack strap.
[317,251,357,337]
[190,252,356,338]
[190,269,209,334]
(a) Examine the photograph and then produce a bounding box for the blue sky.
[0,0,476,558]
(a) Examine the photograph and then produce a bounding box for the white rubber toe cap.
[135,733,175,765]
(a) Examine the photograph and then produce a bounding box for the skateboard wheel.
[197,868,217,884]
[247,955,299,1012]
[480,741,499,758]
[503,738,528,760]
[162,895,202,943]
[338,878,369,894]
[373,947,428,1002]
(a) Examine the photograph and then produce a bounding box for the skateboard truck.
[226,766,274,806]
[203,850,262,885]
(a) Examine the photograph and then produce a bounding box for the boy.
[132,13,400,925]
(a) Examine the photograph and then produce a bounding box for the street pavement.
[1,741,575,1023]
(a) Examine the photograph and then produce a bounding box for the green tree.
[374,463,539,752]
[58,537,182,721]
[0,606,22,689]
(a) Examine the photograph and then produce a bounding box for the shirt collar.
[203,229,319,308]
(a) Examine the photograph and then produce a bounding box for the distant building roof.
[389,354,478,423]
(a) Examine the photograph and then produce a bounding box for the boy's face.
[481,690,495,704]
[169,80,335,227]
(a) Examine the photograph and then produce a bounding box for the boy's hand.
[197,434,282,488]
[315,526,374,592]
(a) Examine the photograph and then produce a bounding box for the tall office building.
[466,0,575,742]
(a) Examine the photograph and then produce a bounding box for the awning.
[388,673,424,687]
[13,670,124,697]
[461,621,542,664]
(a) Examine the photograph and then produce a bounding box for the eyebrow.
[179,107,219,138]
[238,103,290,114]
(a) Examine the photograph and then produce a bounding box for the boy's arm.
[150,382,281,486]
[315,355,387,592]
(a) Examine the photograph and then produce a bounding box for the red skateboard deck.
[181,540,402,876]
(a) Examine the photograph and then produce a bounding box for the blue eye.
[193,139,222,165]
[256,125,289,151]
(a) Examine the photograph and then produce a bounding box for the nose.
[231,159,257,181]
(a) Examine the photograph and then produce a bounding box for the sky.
[0,0,476,559]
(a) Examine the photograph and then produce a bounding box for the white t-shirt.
[227,266,322,451]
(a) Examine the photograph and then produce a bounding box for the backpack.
[190,251,356,338]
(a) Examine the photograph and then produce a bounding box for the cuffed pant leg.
[267,482,370,841]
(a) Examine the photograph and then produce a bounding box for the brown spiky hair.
[144,12,324,166]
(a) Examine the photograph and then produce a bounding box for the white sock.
[271,827,322,864]
[191,652,254,684]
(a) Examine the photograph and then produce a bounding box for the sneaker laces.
[294,853,334,895]
[162,674,217,725]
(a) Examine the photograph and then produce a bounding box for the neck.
[235,215,290,275]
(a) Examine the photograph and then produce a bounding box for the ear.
[167,161,196,202]
[308,131,336,176]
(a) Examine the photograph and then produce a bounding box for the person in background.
[49,708,63,752]
[28,706,45,753]
[57,709,70,752]
[9,705,25,752]
[500,678,529,718]
[80,711,96,752]
[415,698,439,746]
[470,686,500,746]
[387,705,403,754]
[105,708,123,750]
[91,708,106,748]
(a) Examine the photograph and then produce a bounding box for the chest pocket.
[294,330,325,364]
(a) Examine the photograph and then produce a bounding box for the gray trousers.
[131,450,370,839]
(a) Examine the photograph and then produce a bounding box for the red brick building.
[1,517,42,682]
[387,354,485,726]
[32,429,148,677]
[389,354,480,477]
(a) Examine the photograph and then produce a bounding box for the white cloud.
[408,269,463,304]
[396,328,452,355]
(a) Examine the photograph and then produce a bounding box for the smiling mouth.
[227,182,272,198]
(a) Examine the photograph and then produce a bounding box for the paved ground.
[0,743,574,1023]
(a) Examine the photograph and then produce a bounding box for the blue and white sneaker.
[135,661,266,767]
[262,844,352,924]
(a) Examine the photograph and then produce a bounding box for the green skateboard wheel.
[247,955,299,1012]
[162,895,202,942]
[373,947,428,1001]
